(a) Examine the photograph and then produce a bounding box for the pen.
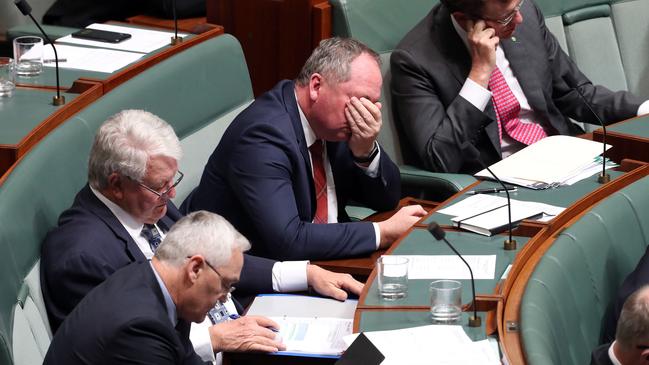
[43,59,67,63]
[229,313,240,320]
[465,186,517,195]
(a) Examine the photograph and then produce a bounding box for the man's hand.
[209,316,286,353]
[346,97,382,159]
[466,20,499,87]
[377,205,427,249]
[307,264,364,301]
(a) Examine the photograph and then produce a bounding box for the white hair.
[154,211,251,267]
[88,109,182,189]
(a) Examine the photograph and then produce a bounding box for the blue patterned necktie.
[207,302,231,324]
[140,224,162,252]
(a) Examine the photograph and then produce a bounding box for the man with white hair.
[41,110,363,362]
[44,211,279,364]
[591,285,649,365]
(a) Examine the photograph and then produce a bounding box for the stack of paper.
[475,135,613,189]
[393,255,497,280]
[42,44,144,73]
[343,325,501,364]
[437,194,565,236]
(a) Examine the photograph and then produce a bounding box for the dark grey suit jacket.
[391,1,642,174]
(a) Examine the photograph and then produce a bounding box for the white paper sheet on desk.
[437,194,565,222]
[343,325,500,365]
[56,23,189,53]
[394,255,496,280]
[271,316,351,356]
[42,44,143,73]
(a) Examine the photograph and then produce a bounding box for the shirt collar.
[90,185,144,239]
[149,261,178,327]
[295,90,318,148]
[608,341,623,365]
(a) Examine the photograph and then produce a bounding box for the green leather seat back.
[520,175,649,364]
[611,0,649,99]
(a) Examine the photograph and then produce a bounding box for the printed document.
[271,317,352,355]
[42,44,143,73]
[394,255,497,280]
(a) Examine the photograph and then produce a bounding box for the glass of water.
[430,280,462,324]
[0,57,15,98]
[377,256,408,300]
[13,36,43,77]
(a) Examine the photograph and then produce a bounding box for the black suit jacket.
[41,184,275,332]
[590,343,614,365]
[390,1,642,174]
[43,261,205,365]
[182,80,401,261]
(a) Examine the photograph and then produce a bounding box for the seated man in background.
[591,285,649,365]
[41,109,362,362]
[391,0,649,174]
[44,211,280,364]
[182,37,427,261]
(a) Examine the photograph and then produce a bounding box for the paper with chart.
[342,325,500,365]
[271,316,352,355]
[56,23,189,53]
[394,255,497,280]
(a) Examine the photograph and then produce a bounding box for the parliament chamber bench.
[0,33,254,364]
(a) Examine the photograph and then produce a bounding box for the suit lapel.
[78,185,147,262]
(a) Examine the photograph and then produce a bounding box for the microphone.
[462,142,517,250]
[170,0,183,45]
[14,0,65,106]
[562,73,609,184]
[427,222,481,327]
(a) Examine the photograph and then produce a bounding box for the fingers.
[400,204,427,217]
[247,315,280,331]
[339,274,364,296]
[307,265,364,301]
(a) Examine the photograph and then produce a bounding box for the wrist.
[352,141,379,163]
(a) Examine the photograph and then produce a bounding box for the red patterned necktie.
[489,67,547,145]
[309,140,328,224]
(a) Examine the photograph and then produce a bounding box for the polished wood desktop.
[593,114,649,163]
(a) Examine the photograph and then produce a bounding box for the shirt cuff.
[460,78,492,112]
[355,145,381,178]
[271,261,309,292]
[637,100,649,116]
[190,318,216,362]
[373,222,381,249]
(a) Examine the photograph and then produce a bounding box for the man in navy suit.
[182,38,427,261]
[44,211,279,364]
[41,110,363,362]
[590,285,649,365]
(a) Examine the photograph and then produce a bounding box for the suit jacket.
[182,80,401,261]
[590,343,614,365]
[41,184,275,333]
[43,261,205,365]
[390,1,643,174]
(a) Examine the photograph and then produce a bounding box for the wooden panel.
[126,15,217,34]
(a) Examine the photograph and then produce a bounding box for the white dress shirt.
[295,93,382,248]
[450,16,649,158]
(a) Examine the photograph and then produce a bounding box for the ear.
[106,172,125,200]
[185,256,203,284]
[309,73,323,102]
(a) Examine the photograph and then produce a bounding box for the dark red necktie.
[309,140,328,224]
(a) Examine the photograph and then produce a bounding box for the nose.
[165,186,176,199]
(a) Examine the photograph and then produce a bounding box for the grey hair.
[295,37,380,86]
[616,285,649,348]
[154,211,251,267]
[88,109,182,190]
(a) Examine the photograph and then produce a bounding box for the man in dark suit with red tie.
[182,37,427,261]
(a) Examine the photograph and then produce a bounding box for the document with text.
[395,255,497,280]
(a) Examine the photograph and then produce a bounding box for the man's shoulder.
[395,4,442,54]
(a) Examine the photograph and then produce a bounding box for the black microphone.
[170,0,182,45]
[427,222,481,327]
[562,73,610,184]
[462,142,517,250]
[14,0,65,106]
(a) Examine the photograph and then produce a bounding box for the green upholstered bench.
[330,0,477,202]
[0,33,253,364]
[519,174,649,364]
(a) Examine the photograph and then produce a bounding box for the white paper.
[42,44,143,73]
[475,135,611,187]
[56,23,188,54]
[272,317,352,355]
[394,255,496,280]
[343,325,500,365]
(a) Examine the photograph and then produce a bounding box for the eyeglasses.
[201,258,237,295]
[135,170,184,199]
[483,0,525,26]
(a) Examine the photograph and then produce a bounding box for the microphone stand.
[170,0,183,45]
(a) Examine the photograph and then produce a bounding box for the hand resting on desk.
[307,264,364,301]
[209,315,286,353]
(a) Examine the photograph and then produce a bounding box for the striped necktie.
[140,224,162,252]
[309,140,328,224]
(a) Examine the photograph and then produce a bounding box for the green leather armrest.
[7,24,79,41]
[399,165,477,202]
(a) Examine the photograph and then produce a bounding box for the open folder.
[474,135,612,189]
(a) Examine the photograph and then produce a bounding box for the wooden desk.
[0,81,102,176]
[593,114,649,163]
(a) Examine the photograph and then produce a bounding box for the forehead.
[336,53,382,101]
[143,155,177,182]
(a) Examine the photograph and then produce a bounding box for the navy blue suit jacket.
[182,80,401,261]
[41,184,275,332]
[43,261,204,365]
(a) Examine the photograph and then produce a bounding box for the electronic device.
[71,29,131,43]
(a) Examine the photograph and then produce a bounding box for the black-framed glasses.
[193,256,237,295]
[136,170,184,199]
[483,0,525,26]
